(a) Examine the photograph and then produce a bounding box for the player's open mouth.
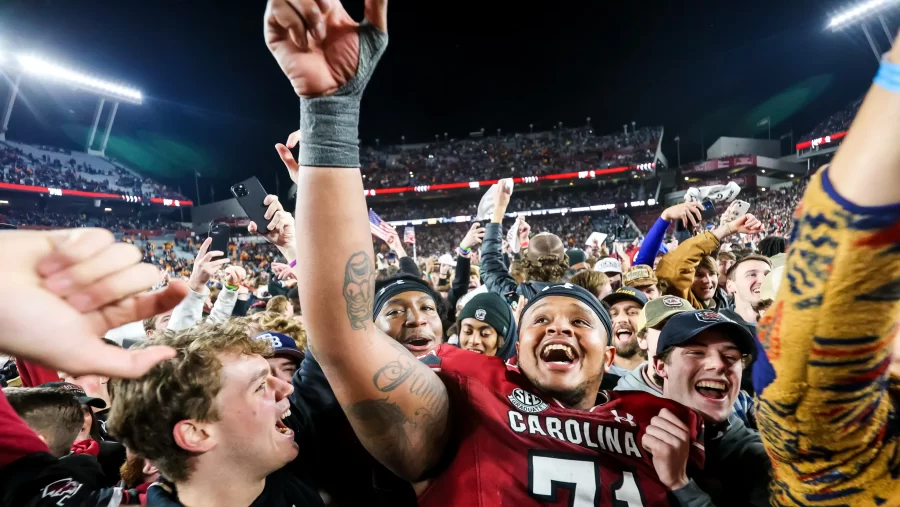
[403,335,434,353]
[538,341,579,370]
[695,380,728,401]
[275,408,293,436]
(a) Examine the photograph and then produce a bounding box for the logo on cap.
[625,267,651,281]
[695,310,731,323]
[617,287,638,296]
[662,296,684,308]
[508,388,548,413]
[475,309,487,321]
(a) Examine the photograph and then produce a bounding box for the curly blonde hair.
[266,295,292,316]
[108,320,270,482]
[254,311,307,351]
[520,254,569,283]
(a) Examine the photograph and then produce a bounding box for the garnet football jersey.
[417,344,705,506]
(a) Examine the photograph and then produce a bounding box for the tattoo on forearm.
[343,251,375,330]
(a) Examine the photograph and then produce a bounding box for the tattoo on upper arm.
[372,346,445,415]
[343,252,375,330]
[345,344,450,476]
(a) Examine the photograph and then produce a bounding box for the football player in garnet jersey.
[274,1,707,504]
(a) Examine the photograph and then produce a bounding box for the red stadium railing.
[362,163,651,196]
[0,182,193,207]
[795,131,847,151]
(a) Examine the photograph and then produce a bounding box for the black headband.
[519,283,613,343]
[373,278,437,319]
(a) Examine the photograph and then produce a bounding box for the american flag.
[403,226,416,245]
[368,209,394,241]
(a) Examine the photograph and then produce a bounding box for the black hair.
[5,387,84,457]
[757,236,786,257]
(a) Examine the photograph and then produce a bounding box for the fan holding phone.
[233,176,298,266]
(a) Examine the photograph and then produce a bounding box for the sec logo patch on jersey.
[508,388,549,413]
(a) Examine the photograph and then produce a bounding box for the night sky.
[0,0,894,203]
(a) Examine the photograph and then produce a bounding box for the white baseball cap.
[438,253,457,267]
[593,257,622,274]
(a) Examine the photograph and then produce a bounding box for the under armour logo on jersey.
[612,410,636,427]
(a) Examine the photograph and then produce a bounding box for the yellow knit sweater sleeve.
[757,169,900,507]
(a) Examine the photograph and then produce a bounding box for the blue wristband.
[873,57,900,93]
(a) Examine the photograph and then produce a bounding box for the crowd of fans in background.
[799,96,863,142]
[359,125,662,187]
[1,8,898,506]
[0,144,187,200]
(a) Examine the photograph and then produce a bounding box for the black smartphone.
[208,222,230,259]
[700,198,718,220]
[230,177,273,232]
[677,198,718,231]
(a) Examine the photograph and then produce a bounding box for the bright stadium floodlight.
[16,54,142,104]
[828,0,900,29]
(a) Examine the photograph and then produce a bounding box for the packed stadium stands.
[360,125,662,188]
[799,96,862,142]
[0,142,187,200]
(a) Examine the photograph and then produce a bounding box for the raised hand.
[661,201,703,229]
[729,213,764,235]
[248,195,296,253]
[384,226,408,258]
[517,217,531,245]
[492,179,514,221]
[272,261,298,280]
[188,237,230,293]
[264,0,388,98]
[275,130,301,185]
[1,229,189,378]
[460,222,486,251]
[641,408,691,491]
[222,265,247,287]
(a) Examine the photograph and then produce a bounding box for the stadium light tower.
[0,52,142,153]
[828,0,899,61]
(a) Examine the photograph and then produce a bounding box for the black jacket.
[695,414,772,507]
[289,353,418,506]
[480,223,554,302]
[0,451,142,507]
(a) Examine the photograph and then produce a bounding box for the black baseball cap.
[602,286,649,308]
[656,310,756,358]
[41,381,107,409]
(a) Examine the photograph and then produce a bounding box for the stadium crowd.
[799,96,863,142]
[0,2,898,507]
[0,208,189,232]
[0,145,188,201]
[359,125,662,188]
